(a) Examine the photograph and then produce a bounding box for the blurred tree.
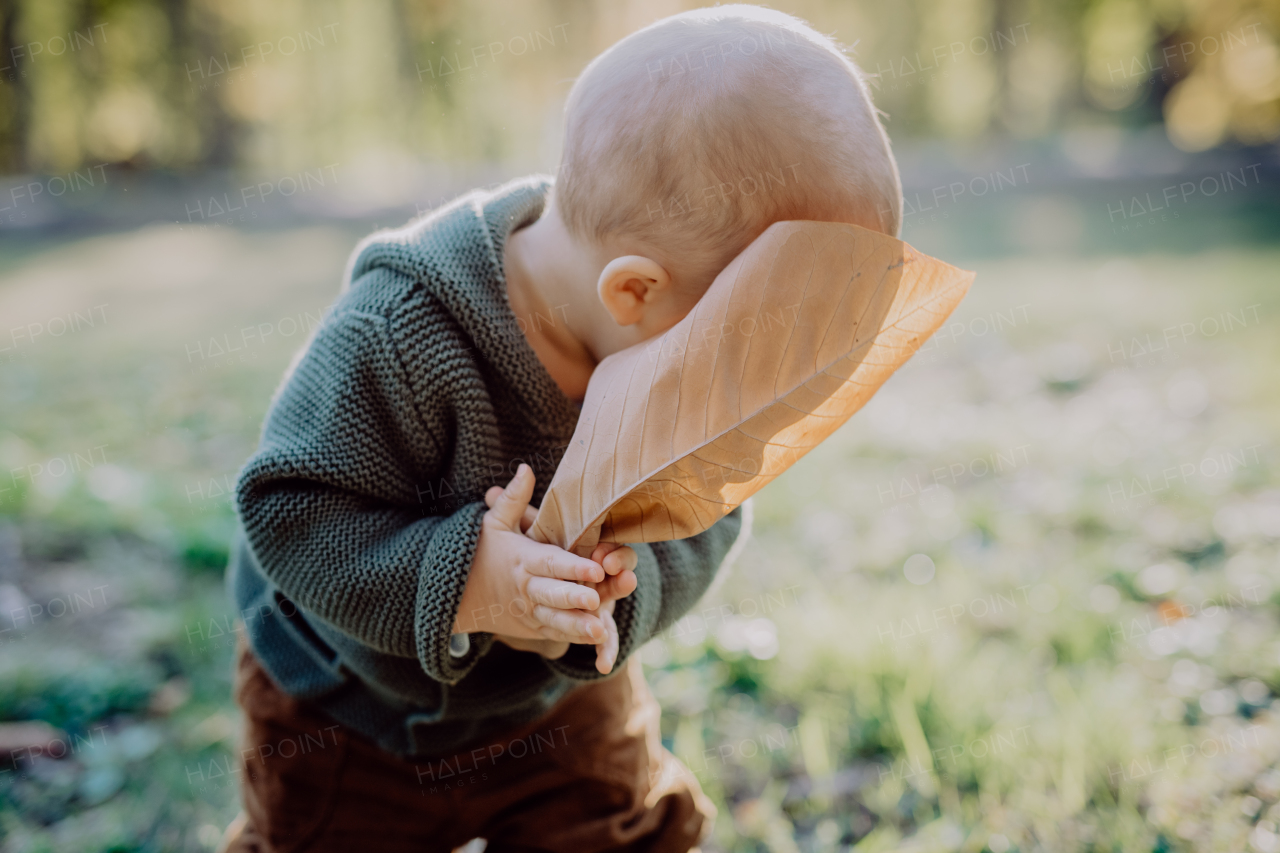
[0,0,1276,175]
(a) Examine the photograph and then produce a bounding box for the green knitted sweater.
[228,175,747,758]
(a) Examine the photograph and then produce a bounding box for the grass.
[0,221,1277,852]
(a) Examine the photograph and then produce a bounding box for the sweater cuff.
[543,553,662,682]
[414,501,495,685]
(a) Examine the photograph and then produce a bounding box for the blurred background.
[1,0,1279,851]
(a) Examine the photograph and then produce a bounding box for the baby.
[223,5,902,851]
[466,2,904,670]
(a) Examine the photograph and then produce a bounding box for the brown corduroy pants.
[218,639,714,853]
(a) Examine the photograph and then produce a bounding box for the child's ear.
[596,256,672,326]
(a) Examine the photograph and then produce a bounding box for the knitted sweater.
[228,175,747,758]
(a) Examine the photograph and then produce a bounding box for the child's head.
[554,5,902,301]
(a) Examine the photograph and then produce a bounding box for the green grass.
[0,224,1277,852]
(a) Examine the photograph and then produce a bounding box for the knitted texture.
[229,175,746,757]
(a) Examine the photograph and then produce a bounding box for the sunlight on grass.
[0,228,1277,851]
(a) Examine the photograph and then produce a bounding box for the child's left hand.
[484,486,637,673]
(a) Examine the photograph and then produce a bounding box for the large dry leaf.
[528,220,974,556]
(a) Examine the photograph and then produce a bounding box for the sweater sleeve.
[543,503,749,681]
[234,304,492,686]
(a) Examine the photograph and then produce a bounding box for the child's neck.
[504,201,692,403]
[502,211,604,403]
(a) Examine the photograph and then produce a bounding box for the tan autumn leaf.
[528,220,975,555]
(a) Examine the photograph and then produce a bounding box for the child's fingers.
[524,544,605,583]
[595,606,619,674]
[485,486,538,534]
[593,569,637,603]
[487,464,534,531]
[589,543,638,575]
[532,604,605,642]
[589,542,619,564]
[589,542,627,574]
[526,576,600,611]
[606,545,637,575]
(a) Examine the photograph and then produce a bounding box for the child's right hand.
[454,464,611,644]
[475,468,638,673]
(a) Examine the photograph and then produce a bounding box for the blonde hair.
[556,5,903,294]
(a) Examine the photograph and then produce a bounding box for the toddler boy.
[222,5,901,851]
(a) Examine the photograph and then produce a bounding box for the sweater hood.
[342,174,553,296]
[340,174,578,431]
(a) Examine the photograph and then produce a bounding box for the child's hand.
[576,542,639,673]
[584,541,639,608]
[493,598,615,665]
[483,478,639,674]
[488,488,639,604]
[454,464,610,644]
